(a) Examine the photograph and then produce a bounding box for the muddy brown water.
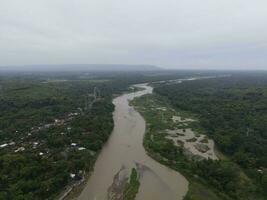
[77,84,188,200]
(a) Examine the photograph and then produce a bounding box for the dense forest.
[154,73,267,198]
[0,73,132,199]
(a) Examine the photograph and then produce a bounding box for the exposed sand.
[166,128,218,160]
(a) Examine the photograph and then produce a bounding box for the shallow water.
[77,84,188,200]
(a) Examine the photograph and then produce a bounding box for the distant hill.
[0,64,162,72]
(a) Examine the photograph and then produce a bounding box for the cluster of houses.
[0,142,26,153]
[30,111,81,133]
[0,141,15,149]
[0,111,82,157]
[0,137,87,157]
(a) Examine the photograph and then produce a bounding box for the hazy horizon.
[1,0,267,70]
[1,64,267,72]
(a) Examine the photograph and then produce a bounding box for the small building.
[70,173,76,178]
[71,143,77,147]
[0,144,8,148]
[14,147,25,153]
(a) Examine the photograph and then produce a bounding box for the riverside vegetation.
[132,91,265,200]
[122,168,140,200]
[151,73,267,199]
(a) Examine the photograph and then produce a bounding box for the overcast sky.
[1,0,267,69]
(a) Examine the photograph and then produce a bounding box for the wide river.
[77,83,188,200]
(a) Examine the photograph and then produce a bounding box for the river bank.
[131,93,222,200]
[76,83,188,200]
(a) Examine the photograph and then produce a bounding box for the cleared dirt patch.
[165,128,218,160]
